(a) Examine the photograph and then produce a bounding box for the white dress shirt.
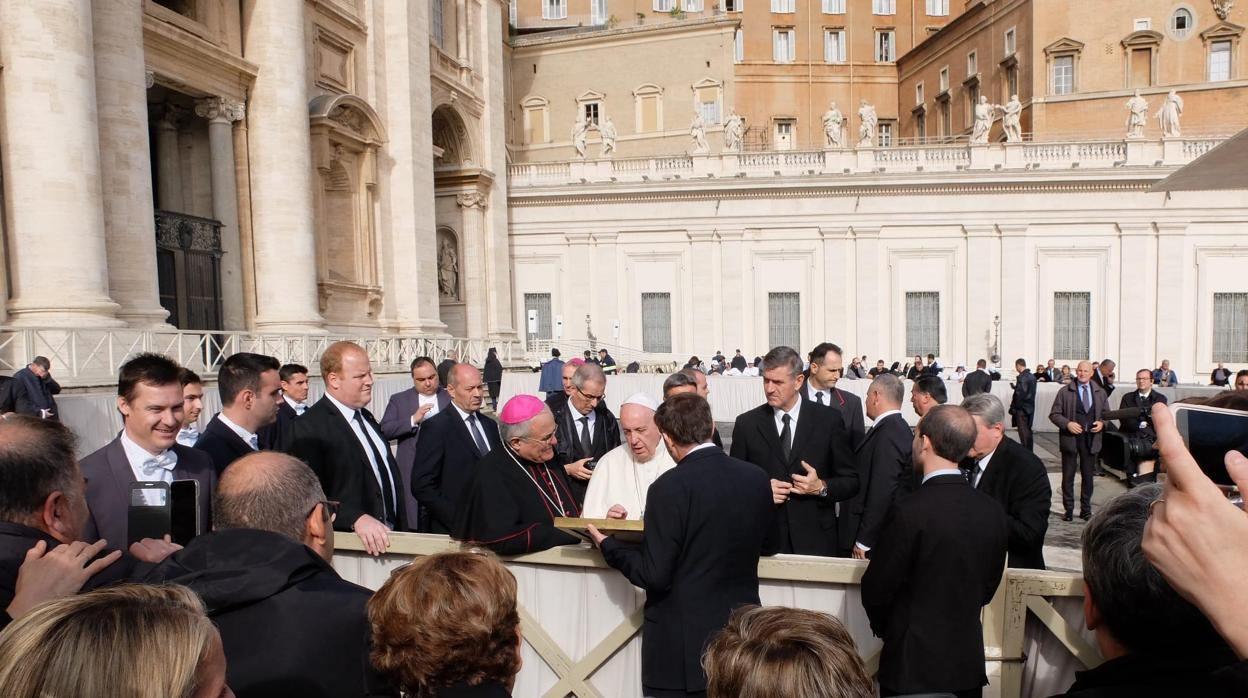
[217,413,260,451]
[176,425,200,448]
[452,403,492,453]
[120,431,178,505]
[571,406,597,442]
[922,467,964,484]
[971,447,996,488]
[773,399,802,435]
[324,392,397,519]
[283,394,308,416]
[805,382,833,406]
[412,391,441,428]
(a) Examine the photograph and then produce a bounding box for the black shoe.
[1062,512,1073,522]
[1080,511,1092,521]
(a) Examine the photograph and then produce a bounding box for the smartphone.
[585,460,597,471]
[1171,404,1248,488]
[128,481,171,547]
[170,479,201,546]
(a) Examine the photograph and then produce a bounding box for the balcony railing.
[507,136,1229,187]
[0,328,522,388]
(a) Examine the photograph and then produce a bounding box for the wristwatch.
[817,483,829,498]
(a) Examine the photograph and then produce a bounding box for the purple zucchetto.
[499,394,547,425]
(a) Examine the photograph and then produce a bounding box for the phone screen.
[170,480,200,546]
[128,482,172,547]
[1174,406,1248,487]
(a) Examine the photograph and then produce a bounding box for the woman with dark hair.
[483,348,503,410]
[369,552,521,697]
[683,356,701,371]
[889,361,902,376]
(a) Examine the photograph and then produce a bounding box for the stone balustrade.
[507,136,1228,187]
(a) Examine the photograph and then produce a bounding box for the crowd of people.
[0,339,1245,697]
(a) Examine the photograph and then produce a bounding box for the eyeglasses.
[575,385,605,402]
[519,430,558,444]
[310,500,341,522]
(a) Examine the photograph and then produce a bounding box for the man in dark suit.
[7,356,60,420]
[1043,359,1061,384]
[258,363,310,451]
[962,359,993,398]
[554,362,621,506]
[839,374,912,558]
[730,346,858,557]
[380,356,452,530]
[1009,358,1037,451]
[590,393,776,698]
[804,342,866,448]
[81,353,215,547]
[410,363,500,534]
[1092,359,1116,400]
[286,342,406,554]
[662,368,724,450]
[1050,361,1111,521]
[961,394,1051,570]
[175,369,206,448]
[862,404,1007,698]
[910,374,948,418]
[436,350,458,388]
[143,451,389,698]
[544,359,581,421]
[194,353,283,475]
[1115,368,1169,480]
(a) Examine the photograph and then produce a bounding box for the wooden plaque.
[554,517,645,544]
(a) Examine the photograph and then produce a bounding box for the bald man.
[286,341,407,554]
[1050,360,1110,521]
[582,394,677,519]
[144,452,388,697]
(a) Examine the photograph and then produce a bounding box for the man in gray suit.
[81,353,216,547]
[1050,360,1110,522]
[379,356,451,530]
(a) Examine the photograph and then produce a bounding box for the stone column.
[153,104,185,211]
[0,0,122,326]
[457,192,489,337]
[94,0,168,327]
[456,0,469,66]
[244,0,325,332]
[194,97,247,330]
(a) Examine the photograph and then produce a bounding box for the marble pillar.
[481,0,517,339]
[457,192,489,337]
[94,0,169,327]
[194,97,246,330]
[0,0,122,326]
[244,0,325,332]
[153,104,185,212]
[456,0,469,66]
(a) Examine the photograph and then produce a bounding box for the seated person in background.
[582,393,676,519]
[1060,364,1073,384]
[369,551,521,698]
[143,451,387,698]
[1055,483,1239,697]
[454,395,580,555]
[704,605,874,698]
[743,359,761,377]
[0,584,232,698]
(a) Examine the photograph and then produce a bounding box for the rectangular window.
[639,95,660,132]
[641,293,673,353]
[431,0,445,46]
[965,82,979,125]
[768,292,801,350]
[1004,27,1016,55]
[916,112,926,140]
[926,0,948,16]
[940,100,951,137]
[1053,292,1091,360]
[683,0,703,11]
[509,0,517,26]
[823,0,845,13]
[735,28,744,61]
[1131,48,1153,87]
[524,105,547,143]
[878,120,894,146]
[771,0,794,12]
[697,86,720,124]
[967,50,977,75]
[939,66,949,91]
[773,28,796,62]
[1134,17,1152,31]
[905,292,940,356]
[1210,40,1232,82]
[1053,54,1074,94]
[725,0,741,10]
[875,30,895,62]
[1007,64,1018,98]
[591,0,609,24]
[583,102,600,126]
[524,294,553,340]
[1214,293,1248,362]
[654,0,674,11]
[915,82,924,105]
[542,0,567,19]
[824,29,846,63]
[774,119,795,150]
[872,0,895,14]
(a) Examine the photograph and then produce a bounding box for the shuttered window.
[641,293,673,353]
[905,292,940,356]
[524,293,552,340]
[1213,293,1248,362]
[768,292,801,350]
[1053,292,1091,360]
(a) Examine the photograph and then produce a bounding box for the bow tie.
[141,451,178,477]
[294,404,307,416]
[180,425,199,439]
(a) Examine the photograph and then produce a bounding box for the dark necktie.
[815,391,825,405]
[353,410,395,526]
[1081,384,1091,411]
[780,414,792,462]
[973,462,983,488]
[579,416,592,456]
[467,413,489,456]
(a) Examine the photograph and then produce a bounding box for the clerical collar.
[1139,390,1152,399]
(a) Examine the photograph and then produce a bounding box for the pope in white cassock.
[581,393,678,519]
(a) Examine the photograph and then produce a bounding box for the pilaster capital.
[145,70,156,89]
[456,191,489,209]
[194,96,246,124]
[156,103,188,130]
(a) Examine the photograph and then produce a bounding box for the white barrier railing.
[0,327,523,387]
[507,136,1229,187]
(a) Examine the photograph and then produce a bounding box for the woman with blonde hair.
[704,605,874,698]
[0,584,232,698]
[369,551,521,697]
